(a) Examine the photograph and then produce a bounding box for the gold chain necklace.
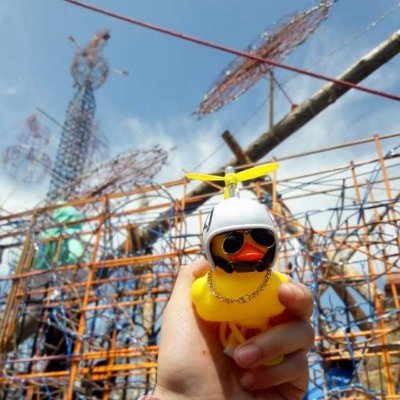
[206,268,272,304]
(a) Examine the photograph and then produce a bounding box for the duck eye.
[223,232,244,254]
[251,229,275,247]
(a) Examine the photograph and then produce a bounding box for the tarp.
[33,206,85,270]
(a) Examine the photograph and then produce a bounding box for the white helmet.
[203,196,278,273]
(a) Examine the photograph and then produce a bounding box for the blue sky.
[0,0,399,211]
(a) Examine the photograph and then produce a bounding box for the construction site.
[0,1,399,399]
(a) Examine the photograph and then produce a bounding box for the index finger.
[277,281,314,320]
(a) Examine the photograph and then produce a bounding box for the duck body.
[191,269,288,329]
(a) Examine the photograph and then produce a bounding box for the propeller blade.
[235,162,279,182]
[186,172,225,182]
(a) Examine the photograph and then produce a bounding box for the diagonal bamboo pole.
[139,29,400,249]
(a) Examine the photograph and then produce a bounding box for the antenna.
[195,1,333,117]
[2,114,52,183]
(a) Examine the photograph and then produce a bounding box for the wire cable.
[62,0,400,102]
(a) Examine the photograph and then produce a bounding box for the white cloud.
[0,176,47,213]
[1,86,19,97]
[107,112,229,183]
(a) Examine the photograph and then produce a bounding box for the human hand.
[154,257,314,400]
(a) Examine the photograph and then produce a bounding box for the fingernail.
[235,344,260,367]
[240,372,255,389]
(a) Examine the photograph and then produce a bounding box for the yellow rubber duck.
[186,164,286,364]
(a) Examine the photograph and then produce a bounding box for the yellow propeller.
[186,162,279,198]
[185,173,225,182]
[234,163,279,182]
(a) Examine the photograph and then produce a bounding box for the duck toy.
[186,163,288,365]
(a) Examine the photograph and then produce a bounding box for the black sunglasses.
[222,229,275,254]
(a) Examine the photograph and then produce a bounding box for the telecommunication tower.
[46,30,110,202]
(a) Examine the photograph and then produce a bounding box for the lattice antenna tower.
[195,0,333,117]
[46,29,110,202]
[3,114,52,183]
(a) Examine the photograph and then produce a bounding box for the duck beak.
[231,242,265,262]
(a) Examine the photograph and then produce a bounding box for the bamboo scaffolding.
[0,133,399,398]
